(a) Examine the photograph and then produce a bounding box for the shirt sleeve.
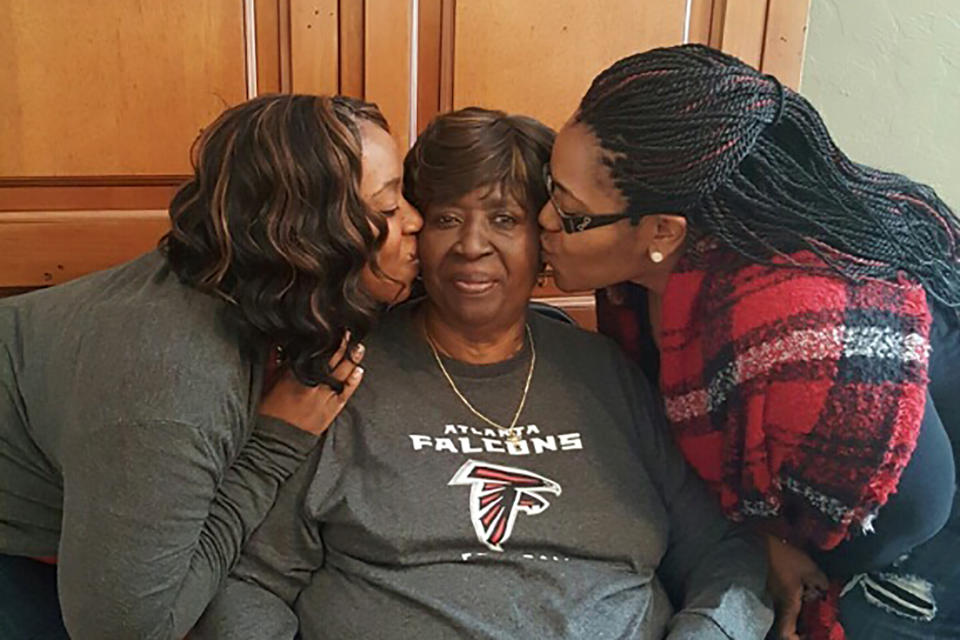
[56,414,318,640]
[623,357,774,640]
[189,576,298,640]
[192,443,328,638]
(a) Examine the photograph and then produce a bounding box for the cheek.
[358,263,382,298]
[506,234,541,280]
[377,218,404,260]
[576,229,622,260]
[416,233,448,279]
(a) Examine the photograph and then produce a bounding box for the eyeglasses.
[542,163,636,234]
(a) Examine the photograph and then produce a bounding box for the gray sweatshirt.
[0,251,319,639]
[193,305,773,639]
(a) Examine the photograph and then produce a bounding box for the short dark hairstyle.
[578,44,960,309]
[404,107,555,215]
[160,94,389,387]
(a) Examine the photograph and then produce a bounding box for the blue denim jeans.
[839,491,960,639]
[0,554,69,640]
[838,304,960,638]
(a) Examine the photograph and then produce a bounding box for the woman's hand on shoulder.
[764,534,829,640]
[259,337,365,435]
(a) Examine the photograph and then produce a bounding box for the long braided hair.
[577,44,960,309]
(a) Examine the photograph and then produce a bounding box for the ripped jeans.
[839,490,960,639]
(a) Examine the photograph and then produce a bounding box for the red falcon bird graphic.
[448,459,562,552]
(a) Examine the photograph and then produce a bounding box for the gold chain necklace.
[425,324,535,444]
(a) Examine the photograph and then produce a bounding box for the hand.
[258,336,365,435]
[765,535,829,640]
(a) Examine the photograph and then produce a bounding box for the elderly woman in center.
[191,107,773,640]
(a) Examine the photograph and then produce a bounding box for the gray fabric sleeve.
[230,444,326,605]
[56,415,317,640]
[625,360,774,640]
[189,576,298,640]
[192,445,327,638]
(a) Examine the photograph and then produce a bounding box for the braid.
[578,44,960,309]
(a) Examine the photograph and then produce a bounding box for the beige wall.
[802,0,960,210]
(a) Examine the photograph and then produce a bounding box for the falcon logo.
[449,459,561,552]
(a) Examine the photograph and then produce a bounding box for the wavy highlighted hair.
[160,94,389,387]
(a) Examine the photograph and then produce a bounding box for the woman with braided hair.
[540,44,960,639]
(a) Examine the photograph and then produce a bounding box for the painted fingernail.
[351,366,364,380]
[353,343,365,359]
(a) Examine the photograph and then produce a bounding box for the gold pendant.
[506,429,522,444]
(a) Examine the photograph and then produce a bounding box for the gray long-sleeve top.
[194,305,773,639]
[0,251,318,639]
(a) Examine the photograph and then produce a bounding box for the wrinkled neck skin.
[419,302,526,365]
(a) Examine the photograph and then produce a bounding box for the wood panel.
[339,0,365,96]
[688,0,716,45]
[716,0,769,68]
[256,0,283,94]
[365,0,413,148]
[0,0,247,177]
[0,180,182,212]
[417,0,443,131]
[438,0,456,114]
[289,0,340,94]
[450,0,688,130]
[760,0,811,89]
[0,211,170,287]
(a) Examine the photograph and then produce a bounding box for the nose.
[400,197,423,234]
[455,217,493,260]
[538,200,562,232]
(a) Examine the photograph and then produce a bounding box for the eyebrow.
[371,177,401,199]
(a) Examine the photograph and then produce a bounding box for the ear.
[651,214,687,258]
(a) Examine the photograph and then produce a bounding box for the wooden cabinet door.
[0,0,264,289]
[418,0,810,131]
[0,0,248,178]
[452,1,687,130]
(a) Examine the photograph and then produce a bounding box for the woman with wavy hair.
[0,94,421,639]
[539,45,959,639]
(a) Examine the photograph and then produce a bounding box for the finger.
[774,588,803,640]
[311,365,364,433]
[804,567,830,593]
[327,331,352,369]
[335,364,364,405]
[329,342,364,384]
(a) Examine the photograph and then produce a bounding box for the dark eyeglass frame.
[542,163,637,234]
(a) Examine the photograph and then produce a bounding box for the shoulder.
[530,310,645,390]
[530,309,617,354]
[11,253,254,424]
[667,248,929,340]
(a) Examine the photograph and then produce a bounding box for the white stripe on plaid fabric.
[739,499,781,518]
[843,326,930,362]
[665,326,929,423]
[731,476,861,525]
[782,476,856,524]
